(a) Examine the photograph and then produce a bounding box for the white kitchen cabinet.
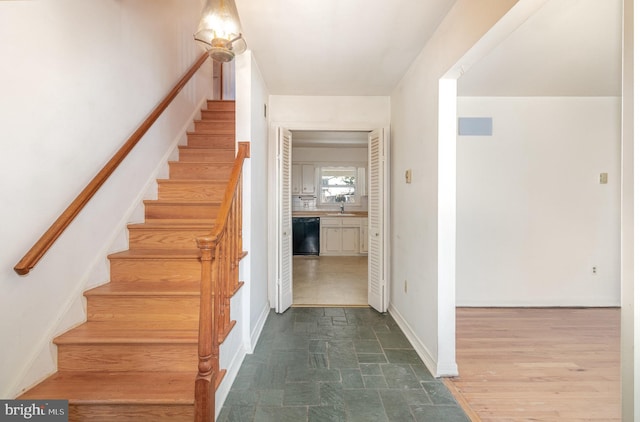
[341,227,360,254]
[301,164,316,194]
[291,163,316,195]
[291,164,302,194]
[322,227,343,254]
[320,217,364,256]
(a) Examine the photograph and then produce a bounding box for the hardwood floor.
[447,308,621,422]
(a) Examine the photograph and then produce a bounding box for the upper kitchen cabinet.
[292,163,316,195]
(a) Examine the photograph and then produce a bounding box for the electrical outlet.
[592,266,597,275]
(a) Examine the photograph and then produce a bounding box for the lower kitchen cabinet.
[320,217,367,256]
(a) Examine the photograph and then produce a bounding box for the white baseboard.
[388,304,439,377]
[249,303,270,353]
[215,339,248,418]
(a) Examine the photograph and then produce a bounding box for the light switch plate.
[405,169,412,184]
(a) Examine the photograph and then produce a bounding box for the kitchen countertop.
[292,211,368,217]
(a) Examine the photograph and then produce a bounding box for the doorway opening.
[274,127,389,314]
[290,130,370,306]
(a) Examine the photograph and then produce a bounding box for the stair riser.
[194,121,235,132]
[70,404,193,422]
[128,228,212,249]
[201,110,234,120]
[169,163,234,180]
[87,297,200,324]
[187,134,235,148]
[178,148,235,162]
[57,343,197,372]
[110,259,201,282]
[207,100,235,112]
[144,203,220,220]
[157,182,226,201]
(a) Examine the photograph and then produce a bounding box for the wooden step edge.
[139,218,217,225]
[157,178,228,184]
[107,249,201,260]
[218,320,236,344]
[69,397,195,406]
[168,160,235,166]
[231,281,245,297]
[127,222,216,230]
[178,145,236,151]
[186,131,235,136]
[142,199,223,206]
[54,330,199,345]
[84,282,202,297]
[215,369,227,391]
[19,372,196,404]
[194,119,236,124]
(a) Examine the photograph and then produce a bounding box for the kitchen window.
[319,166,359,204]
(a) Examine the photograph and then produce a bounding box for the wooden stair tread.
[127,222,215,230]
[137,218,216,225]
[143,199,222,205]
[20,371,195,404]
[108,249,200,259]
[109,249,248,259]
[55,322,198,344]
[85,281,202,296]
[178,146,235,150]
[168,160,234,165]
[194,119,234,124]
[186,131,235,135]
[157,178,228,183]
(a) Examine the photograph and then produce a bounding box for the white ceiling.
[234,0,622,97]
[457,0,622,97]
[234,0,457,95]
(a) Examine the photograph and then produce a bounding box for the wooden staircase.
[20,100,242,421]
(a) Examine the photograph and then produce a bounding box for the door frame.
[267,122,390,310]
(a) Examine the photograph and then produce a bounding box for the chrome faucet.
[340,203,345,214]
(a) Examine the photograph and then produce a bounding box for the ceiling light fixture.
[194,0,247,62]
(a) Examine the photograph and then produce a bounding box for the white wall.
[457,96,621,306]
[215,50,271,416]
[389,0,518,376]
[238,51,271,343]
[0,0,211,397]
[269,96,390,130]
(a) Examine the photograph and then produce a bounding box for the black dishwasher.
[292,217,320,255]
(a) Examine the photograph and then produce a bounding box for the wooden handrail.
[203,142,249,245]
[14,52,210,275]
[195,141,249,422]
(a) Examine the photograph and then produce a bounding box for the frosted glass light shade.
[194,0,247,62]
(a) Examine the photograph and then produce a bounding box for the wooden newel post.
[195,235,216,422]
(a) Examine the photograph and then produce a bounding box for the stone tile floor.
[218,307,469,422]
